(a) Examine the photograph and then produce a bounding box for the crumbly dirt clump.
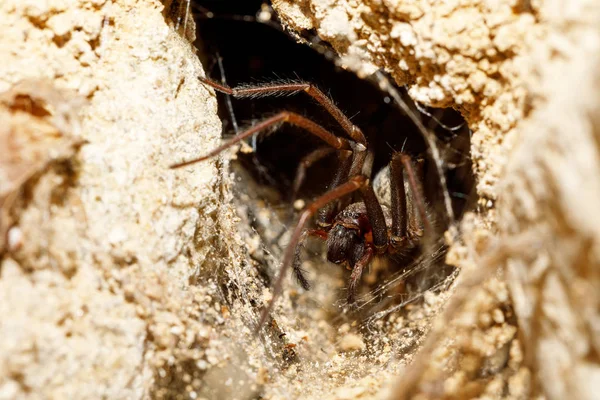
[0,0,245,398]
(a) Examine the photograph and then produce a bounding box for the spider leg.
[170,111,351,169]
[192,76,372,234]
[199,76,367,146]
[317,149,353,227]
[400,154,432,235]
[347,245,374,304]
[255,175,368,334]
[291,147,336,203]
[318,147,387,250]
[318,146,370,228]
[390,153,408,245]
[341,147,389,252]
[389,153,433,251]
[360,183,389,252]
[292,229,328,290]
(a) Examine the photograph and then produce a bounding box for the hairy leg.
[256,175,368,334]
[389,153,433,251]
[170,111,351,169]
[291,147,335,202]
[198,76,367,146]
[292,229,328,290]
[347,246,374,304]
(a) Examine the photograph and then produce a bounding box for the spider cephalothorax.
[171,76,433,331]
[327,221,365,267]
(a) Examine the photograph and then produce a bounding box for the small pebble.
[339,333,365,352]
[7,227,23,252]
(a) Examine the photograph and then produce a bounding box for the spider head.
[326,224,365,268]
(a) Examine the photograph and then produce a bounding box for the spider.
[170,76,433,331]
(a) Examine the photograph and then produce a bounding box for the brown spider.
[170,76,432,331]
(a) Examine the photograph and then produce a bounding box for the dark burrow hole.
[187,1,476,322]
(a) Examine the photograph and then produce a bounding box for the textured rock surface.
[0,0,242,398]
[498,3,600,396]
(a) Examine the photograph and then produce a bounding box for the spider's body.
[326,202,372,268]
[170,76,433,331]
[295,166,428,303]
